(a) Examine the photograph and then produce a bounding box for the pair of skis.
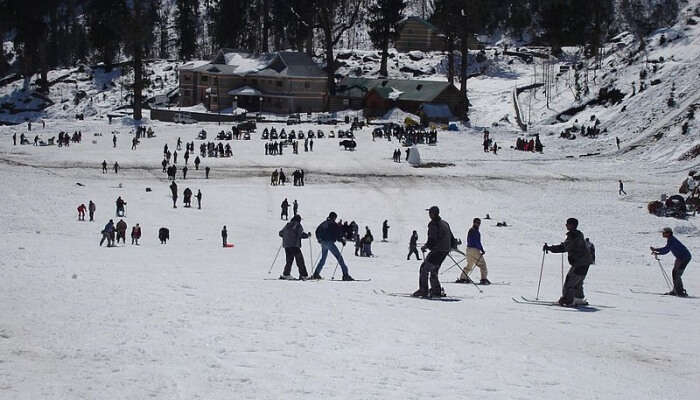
[264,277,371,282]
[512,296,614,309]
[375,289,463,302]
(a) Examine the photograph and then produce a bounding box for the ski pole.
[561,253,564,288]
[536,249,546,300]
[447,253,482,293]
[308,239,313,270]
[331,243,346,280]
[439,256,466,275]
[654,254,673,290]
[267,244,283,275]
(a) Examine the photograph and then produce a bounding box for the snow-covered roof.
[188,49,324,78]
[338,77,455,102]
[227,86,262,96]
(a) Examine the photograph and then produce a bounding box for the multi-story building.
[178,49,328,114]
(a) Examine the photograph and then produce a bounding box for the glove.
[542,244,549,252]
[308,232,312,237]
[421,246,427,253]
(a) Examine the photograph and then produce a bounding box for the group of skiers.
[77,201,96,222]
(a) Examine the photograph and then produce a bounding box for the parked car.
[316,113,337,125]
[329,130,335,138]
[237,121,256,132]
[317,130,324,138]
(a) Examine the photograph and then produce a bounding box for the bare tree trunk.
[379,37,389,77]
[262,0,270,52]
[447,37,454,85]
[459,42,467,118]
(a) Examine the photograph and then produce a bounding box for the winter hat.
[426,206,440,215]
[566,218,578,228]
[662,227,673,234]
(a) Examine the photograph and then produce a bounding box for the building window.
[201,75,208,83]
[276,81,283,87]
[304,81,310,89]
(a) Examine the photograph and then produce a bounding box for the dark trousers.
[407,247,421,260]
[89,211,94,221]
[419,251,449,293]
[283,247,308,277]
[673,258,690,294]
[562,265,590,302]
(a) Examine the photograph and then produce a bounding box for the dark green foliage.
[367,0,406,77]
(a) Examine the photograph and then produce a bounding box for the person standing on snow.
[170,181,178,208]
[221,225,228,247]
[100,219,115,247]
[456,218,490,285]
[131,224,141,245]
[115,219,127,244]
[619,180,627,195]
[311,212,354,281]
[196,190,202,209]
[278,214,311,280]
[407,230,421,260]
[651,227,692,297]
[102,160,108,173]
[77,204,86,221]
[281,198,290,220]
[382,220,390,242]
[543,218,593,306]
[88,200,96,222]
[293,200,299,216]
[413,206,457,298]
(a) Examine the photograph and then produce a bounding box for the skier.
[278,214,311,280]
[311,212,353,280]
[543,218,593,306]
[196,190,202,209]
[651,227,692,297]
[382,220,389,242]
[102,160,107,173]
[77,204,86,221]
[281,198,290,220]
[116,219,127,244]
[100,219,115,247]
[293,200,298,216]
[88,200,96,221]
[170,181,178,208]
[131,223,141,245]
[456,218,490,285]
[221,225,228,247]
[183,187,192,207]
[407,230,421,260]
[412,206,456,297]
[619,180,627,195]
[115,196,126,217]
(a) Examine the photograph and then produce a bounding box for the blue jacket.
[656,236,691,261]
[466,228,483,252]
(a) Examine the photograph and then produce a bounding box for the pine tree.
[507,1,531,41]
[87,0,125,72]
[175,0,199,59]
[124,0,159,120]
[367,0,406,77]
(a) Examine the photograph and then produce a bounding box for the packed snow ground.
[0,115,698,399]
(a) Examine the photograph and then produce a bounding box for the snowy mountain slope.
[0,115,698,399]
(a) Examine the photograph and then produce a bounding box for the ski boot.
[573,297,589,306]
[455,277,473,284]
[279,275,295,280]
[412,289,429,298]
[342,275,355,281]
[429,287,446,298]
[479,278,491,285]
[309,273,323,280]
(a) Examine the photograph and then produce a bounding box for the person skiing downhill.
[543,218,593,306]
[278,214,311,280]
[456,218,490,285]
[407,230,421,260]
[651,227,692,297]
[311,212,353,281]
[413,206,457,298]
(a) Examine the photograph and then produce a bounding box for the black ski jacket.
[548,229,593,266]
